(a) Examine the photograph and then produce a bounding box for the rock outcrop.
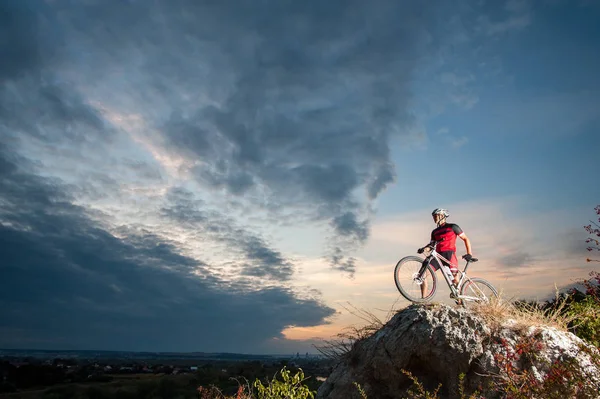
[316,304,600,399]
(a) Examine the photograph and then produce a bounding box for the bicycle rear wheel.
[459,277,498,308]
[394,256,437,303]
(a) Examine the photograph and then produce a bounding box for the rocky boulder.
[316,304,600,399]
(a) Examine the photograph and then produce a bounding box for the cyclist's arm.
[458,232,472,255]
[418,239,436,253]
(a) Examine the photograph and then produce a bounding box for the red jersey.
[430,223,463,252]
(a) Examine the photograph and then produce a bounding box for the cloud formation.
[41,0,436,273]
[0,0,439,351]
[0,144,334,352]
[161,187,295,281]
[5,0,592,353]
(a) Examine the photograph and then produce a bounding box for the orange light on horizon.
[281,324,344,341]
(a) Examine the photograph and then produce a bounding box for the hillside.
[316,303,600,399]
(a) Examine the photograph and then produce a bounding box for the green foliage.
[401,370,441,399]
[395,370,479,399]
[568,296,600,347]
[353,382,367,399]
[457,373,481,399]
[253,367,315,399]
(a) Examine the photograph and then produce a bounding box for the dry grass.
[314,285,585,362]
[470,286,579,334]
[313,299,405,359]
[313,288,580,360]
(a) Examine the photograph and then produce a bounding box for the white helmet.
[432,208,449,218]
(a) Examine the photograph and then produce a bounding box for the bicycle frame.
[419,243,481,302]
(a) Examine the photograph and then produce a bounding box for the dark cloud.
[162,187,294,281]
[35,0,435,271]
[0,80,112,146]
[192,163,256,196]
[1,0,100,152]
[329,247,357,275]
[332,212,370,243]
[0,0,43,81]
[0,0,117,192]
[498,251,535,269]
[326,211,370,275]
[238,235,294,280]
[0,0,441,350]
[0,145,334,352]
[294,164,358,204]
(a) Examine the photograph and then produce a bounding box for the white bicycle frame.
[422,243,489,303]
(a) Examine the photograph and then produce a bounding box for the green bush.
[568,296,600,347]
[196,367,316,399]
[253,367,315,399]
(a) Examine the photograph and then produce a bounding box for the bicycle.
[394,239,498,307]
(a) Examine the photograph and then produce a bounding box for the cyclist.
[418,208,473,295]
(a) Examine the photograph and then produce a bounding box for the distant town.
[0,348,333,397]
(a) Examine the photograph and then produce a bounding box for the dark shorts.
[428,251,458,273]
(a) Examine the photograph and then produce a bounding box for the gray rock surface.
[316,304,599,399]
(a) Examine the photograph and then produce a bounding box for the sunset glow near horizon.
[1,0,599,354]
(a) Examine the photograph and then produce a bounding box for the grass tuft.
[470,286,579,334]
[313,300,404,360]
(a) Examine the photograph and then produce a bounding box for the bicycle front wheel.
[459,277,498,308]
[394,256,437,303]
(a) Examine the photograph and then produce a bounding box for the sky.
[1,0,599,355]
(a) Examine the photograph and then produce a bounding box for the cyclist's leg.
[440,251,460,287]
[438,252,463,304]
[450,252,460,286]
